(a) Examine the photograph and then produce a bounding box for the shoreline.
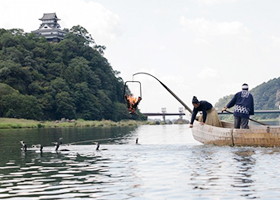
[0,118,182,129]
[0,118,149,129]
[2,117,273,130]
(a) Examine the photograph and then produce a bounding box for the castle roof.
[39,13,60,21]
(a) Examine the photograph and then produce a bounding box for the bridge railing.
[142,110,280,116]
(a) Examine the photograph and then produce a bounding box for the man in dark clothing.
[222,83,254,129]
[190,96,222,128]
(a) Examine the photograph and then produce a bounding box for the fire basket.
[123,81,142,115]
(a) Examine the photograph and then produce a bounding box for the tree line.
[0,26,145,121]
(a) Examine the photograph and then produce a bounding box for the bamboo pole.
[223,110,268,126]
[133,72,192,114]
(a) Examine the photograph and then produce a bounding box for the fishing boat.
[132,72,280,147]
[190,118,280,147]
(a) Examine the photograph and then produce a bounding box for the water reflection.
[1,125,280,199]
[0,126,139,199]
[232,149,257,199]
[0,144,128,199]
[188,146,259,199]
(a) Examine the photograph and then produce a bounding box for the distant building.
[32,13,66,42]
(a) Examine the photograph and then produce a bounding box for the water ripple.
[1,125,280,199]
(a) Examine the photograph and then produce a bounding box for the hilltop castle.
[32,13,66,42]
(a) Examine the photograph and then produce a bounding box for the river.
[1,123,280,199]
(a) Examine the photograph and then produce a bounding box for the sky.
[1,0,280,118]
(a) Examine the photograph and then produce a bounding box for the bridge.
[142,110,280,123]
[142,110,280,116]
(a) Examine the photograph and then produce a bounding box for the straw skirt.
[198,107,222,127]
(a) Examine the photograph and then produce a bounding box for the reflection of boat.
[191,119,280,147]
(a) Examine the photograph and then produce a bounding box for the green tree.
[0,27,138,121]
[73,82,102,120]
[70,25,95,46]
[0,60,31,93]
[0,93,43,119]
[55,91,76,119]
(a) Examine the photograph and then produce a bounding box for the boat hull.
[191,120,280,147]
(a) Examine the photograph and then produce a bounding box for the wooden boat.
[132,72,280,147]
[191,120,280,147]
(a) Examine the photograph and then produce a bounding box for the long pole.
[224,110,268,126]
[133,72,192,114]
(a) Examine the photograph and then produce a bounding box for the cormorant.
[95,142,108,151]
[54,138,69,151]
[32,144,43,153]
[53,138,63,151]
[20,140,27,151]
[55,142,60,151]
[96,142,100,150]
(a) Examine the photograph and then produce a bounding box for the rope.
[67,136,135,145]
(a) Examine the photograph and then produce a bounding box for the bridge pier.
[162,108,166,123]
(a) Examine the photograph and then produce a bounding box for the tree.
[0,32,18,47]
[0,60,31,93]
[55,92,76,119]
[50,77,70,94]
[0,27,136,121]
[70,25,95,46]
[0,93,43,119]
[72,82,102,120]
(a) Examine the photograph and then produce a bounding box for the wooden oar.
[223,110,268,126]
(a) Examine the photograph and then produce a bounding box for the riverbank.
[0,118,152,129]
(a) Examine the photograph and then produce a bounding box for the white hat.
[242,83,249,90]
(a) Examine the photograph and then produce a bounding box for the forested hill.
[0,26,140,121]
[215,77,280,119]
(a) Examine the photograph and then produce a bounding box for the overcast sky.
[1,0,280,117]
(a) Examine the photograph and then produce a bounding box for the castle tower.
[32,13,66,42]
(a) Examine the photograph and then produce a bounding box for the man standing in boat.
[222,83,254,129]
[189,96,222,128]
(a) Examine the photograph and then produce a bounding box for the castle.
[32,13,66,42]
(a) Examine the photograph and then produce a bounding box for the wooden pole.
[224,110,268,126]
[133,72,192,114]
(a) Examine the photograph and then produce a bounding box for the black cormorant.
[20,140,27,151]
[95,142,108,151]
[96,142,100,150]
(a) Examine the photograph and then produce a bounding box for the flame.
[125,95,141,114]
[126,95,138,106]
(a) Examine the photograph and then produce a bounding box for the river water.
[1,124,280,199]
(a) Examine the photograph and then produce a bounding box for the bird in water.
[20,140,27,151]
[136,138,139,145]
[95,142,100,150]
[55,142,60,151]
[32,144,43,153]
[52,138,63,151]
[95,142,107,151]
[54,138,69,151]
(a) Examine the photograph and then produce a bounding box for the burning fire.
[124,95,142,114]
[126,95,138,105]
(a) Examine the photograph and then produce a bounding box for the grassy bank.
[0,118,152,129]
